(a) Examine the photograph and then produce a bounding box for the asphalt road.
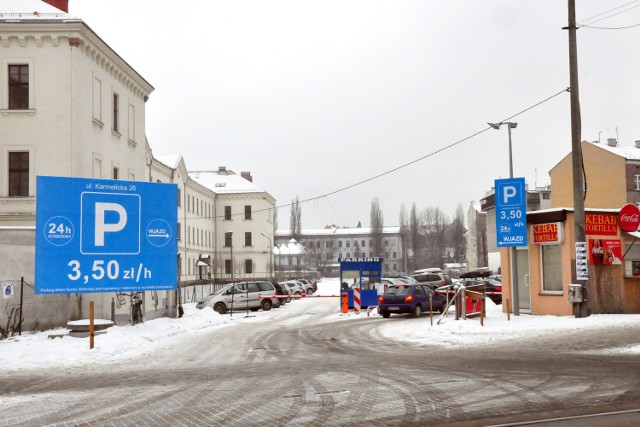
[2,297,640,426]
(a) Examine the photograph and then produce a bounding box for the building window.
[8,64,29,110]
[245,205,252,220]
[112,92,119,132]
[384,252,389,259]
[8,151,29,196]
[346,241,351,248]
[338,241,342,247]
[384,240,389,247]
[93,76,102,123]
[112,166,119,180]
[224,232,233,247]
[245,259,253,274]
[392,252,397,258]
[361,240,366,247]
[325,241,330,248]
[225,259,232,274]
[339,253,342,259]
[177,222,181,241]
[541,245,563,293]
[128,103,135,142]
[309,241,314,249]
[225,206,232,220]
[245,232,252,247]
[635,175,640,191]
[177,188,181,207]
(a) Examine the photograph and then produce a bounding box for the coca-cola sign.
[619,203,640,232]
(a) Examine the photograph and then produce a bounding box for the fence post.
[18,277,24,336]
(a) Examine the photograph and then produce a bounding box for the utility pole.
[566,0,589,317]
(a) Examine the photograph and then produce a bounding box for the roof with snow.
[274,239,306,255]
[154,155,182,170]
[276,226,401,237]
[189,170,268,195]
[0,0,76,21]
[589,140,640,161]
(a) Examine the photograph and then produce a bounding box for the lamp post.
[261,232,273,280]
[488,121,521,316]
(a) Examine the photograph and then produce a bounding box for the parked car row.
[195,278,318,314]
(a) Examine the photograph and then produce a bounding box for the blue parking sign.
[495,177,527,247]
[35,176,178,294]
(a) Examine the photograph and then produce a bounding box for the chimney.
[218,166,226,173]
[636,140,640,149]
[607,138,617,147]
[241,171,253,182]
[42,0,69,12]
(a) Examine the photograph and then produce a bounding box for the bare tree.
[273,206,278,238]
[289,196,301,241]
[409,203,420,271]
[451,203,467,263]
[421,207,448,269]
[370,197,384,257]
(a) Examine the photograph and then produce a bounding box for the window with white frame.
[635,174,640,191]
[541,245,563,293]
[112,92,120,133]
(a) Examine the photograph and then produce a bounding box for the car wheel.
[261,299,273,311]
[295,291,301,295]
[381,311,390,318]
[213,303,226,314]
[412,304,422,317]
[286,297,292,303]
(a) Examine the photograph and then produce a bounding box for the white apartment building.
[191,167,276,283]
[275,226,406,276]
[0,1,276,328]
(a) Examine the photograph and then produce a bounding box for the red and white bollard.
[353,287,361,315]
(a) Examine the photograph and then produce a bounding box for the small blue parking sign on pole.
[35,176,178,294]
[495,177,527,247]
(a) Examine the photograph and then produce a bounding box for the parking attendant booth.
[339,258,383,308]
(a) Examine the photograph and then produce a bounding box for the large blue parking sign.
[35,176,178,294]
[495,177,527,247]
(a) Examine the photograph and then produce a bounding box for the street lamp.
[261,232,273,280]
[488,121,521,316]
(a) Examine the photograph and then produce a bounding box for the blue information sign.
[35,176,178,294]
[495,177,527,247]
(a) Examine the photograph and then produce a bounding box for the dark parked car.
[459,270,502,305]
[378,284,447,318]
[272,282,291,304]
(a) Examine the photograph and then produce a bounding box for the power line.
[181,87,569,222]
[275,87,569,212]
[577,0,639,25]
[581,22,640,29]
[578,2,640,27]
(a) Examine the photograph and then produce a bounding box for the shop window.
[541,245,563,293]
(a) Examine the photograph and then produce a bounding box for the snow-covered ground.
[2,277,640,372]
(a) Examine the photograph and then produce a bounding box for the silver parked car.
[196,281,279,314]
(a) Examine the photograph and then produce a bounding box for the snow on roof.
[154,155,182,169]
[590,141,640,161]
[190,170,266,195]
[276,226,401,237]
[0,0,76,20]
[274,239,305,255]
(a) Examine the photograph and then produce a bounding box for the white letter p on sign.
[95,202,127,246]
[503,186,517,204]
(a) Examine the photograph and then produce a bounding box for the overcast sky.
[71,1,640,229]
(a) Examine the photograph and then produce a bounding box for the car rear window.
[385,285,410,296]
